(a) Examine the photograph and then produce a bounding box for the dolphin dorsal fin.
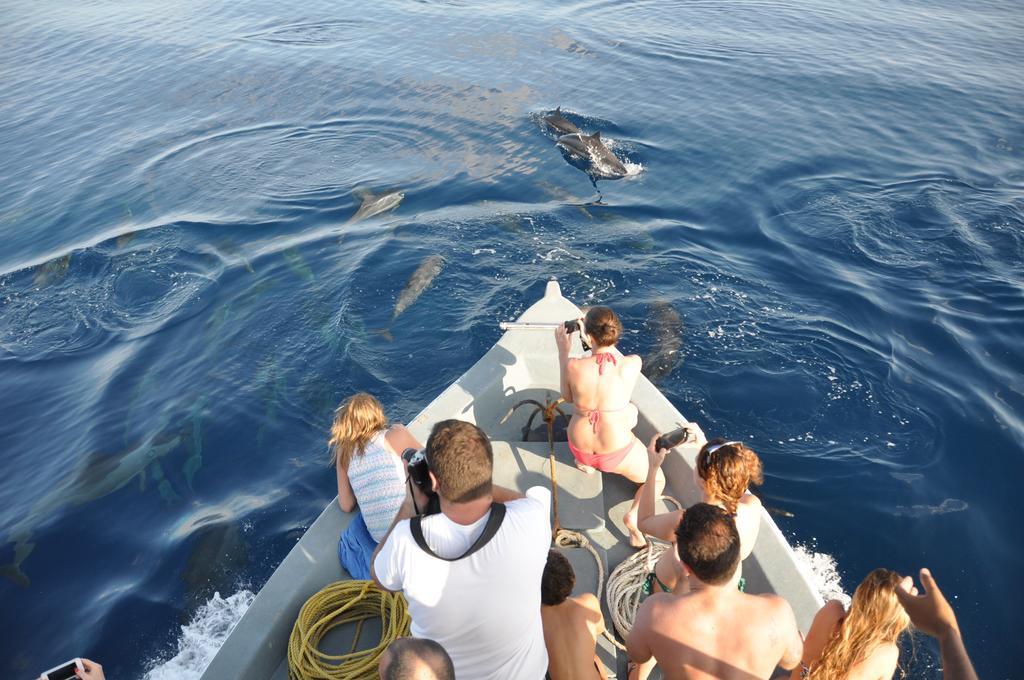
[556,106,562,114]
[354,187,374,201]
[591,131,602,140]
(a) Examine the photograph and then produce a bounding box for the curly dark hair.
[542,549,576,606]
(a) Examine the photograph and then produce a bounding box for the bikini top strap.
[594,352,617,375]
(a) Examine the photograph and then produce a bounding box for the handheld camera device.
[655,426,690,452]
[40,658,83,680]
[563,319,591,351]
[402,447,440,515]
[402,447,433,493]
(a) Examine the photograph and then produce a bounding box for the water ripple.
[242,19,367,47]
[0,235,221,362]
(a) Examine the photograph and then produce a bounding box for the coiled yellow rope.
[287,579,411,679]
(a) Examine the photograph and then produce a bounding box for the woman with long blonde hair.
[793,568,914,680]
[330,392,421,579]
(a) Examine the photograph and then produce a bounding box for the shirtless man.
[627,503,803,679]
[556,306,663,547]
[540,550,608,680]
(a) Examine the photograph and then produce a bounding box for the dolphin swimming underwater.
[181,520,249,619]
[1,431,184,587]
[556,131,628,178]
[378,254,445,341]
[347,189,405,224]
[33,254,71,287]
[283,248,314,282]
[641,301,683,385]
[543,107,580,135]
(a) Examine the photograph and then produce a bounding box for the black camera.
[655,426,691,452]
[564,319,591,351]
[403,448,433,493]
[402,448,440,515]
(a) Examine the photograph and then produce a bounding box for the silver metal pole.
[498,322,563,331]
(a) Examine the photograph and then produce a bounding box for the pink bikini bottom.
[568,439,633,472]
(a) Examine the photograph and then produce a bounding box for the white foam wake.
[792,544,850,607]
[143,590,255,680]
[621,159,644,176]
[599,136,644,177]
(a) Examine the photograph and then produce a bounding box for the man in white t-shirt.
[372,419,552,680]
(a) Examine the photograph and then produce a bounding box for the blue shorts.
[337,510,379,580]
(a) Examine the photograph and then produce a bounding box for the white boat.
[200,279,822,679]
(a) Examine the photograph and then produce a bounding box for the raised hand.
[895,568,978,680]
[76,659,105,680]
[895,568,959,639]
[647,434,668,469]
[554,323,573,355]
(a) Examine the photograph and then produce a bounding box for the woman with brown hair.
[638,437,765,595]
[330,392,422,579]
[556,306,663,548]
[794,568,914,680]
[629,436,766,680]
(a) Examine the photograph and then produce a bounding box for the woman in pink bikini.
[555,306,663,547]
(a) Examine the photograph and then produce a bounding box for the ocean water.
[1,0,1021,677]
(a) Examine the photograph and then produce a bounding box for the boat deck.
[241,431,688,680]
[200,280,820,680]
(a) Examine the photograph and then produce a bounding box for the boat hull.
[201,279,821,680]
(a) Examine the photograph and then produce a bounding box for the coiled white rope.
[605,540,671,642]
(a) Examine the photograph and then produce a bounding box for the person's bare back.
[556,307,661,548]
[541,550,608,680]
[627,503,802,680]
[633,588,800,680]
[542,593,607,680]
[564,350,641,453]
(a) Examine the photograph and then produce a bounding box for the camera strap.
[409,503,506,561]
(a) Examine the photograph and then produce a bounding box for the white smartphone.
[39,658,83,680]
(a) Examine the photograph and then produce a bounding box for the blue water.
[1,0,1021,677]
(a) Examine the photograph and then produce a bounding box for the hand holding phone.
[40,658,83,680]
[655,426,690,452]
[647,434,668,469]
[78,658,105,679]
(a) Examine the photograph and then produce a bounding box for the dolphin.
[204,300,233,344]
[556,131,628,178]
[181,520,249,619]
[537,180,595,219]
[116,231,137,248]
[33,254,71,287]
[347,189,405,224]
[150,461,182,504]
[378,255,444,341]
[182,402,204,492]
[283,248,314,282]
[216,238,255,274]
[2,431,184,587]
[641,301,683,385]
[254,358,287,449]
[543,107,580,135]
